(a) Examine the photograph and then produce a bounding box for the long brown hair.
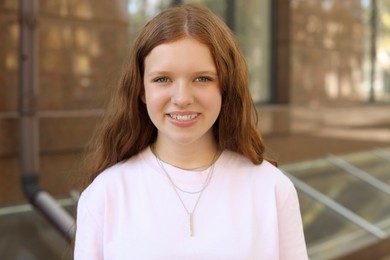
[85,4,270,186]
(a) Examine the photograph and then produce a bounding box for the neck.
[151,138,219,171]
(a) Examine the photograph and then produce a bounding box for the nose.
[171,81,193,107]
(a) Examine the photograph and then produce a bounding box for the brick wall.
[0,0,129,204]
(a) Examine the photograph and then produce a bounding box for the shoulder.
[87,158,136,190]
[80,149,150,201]
[222,150,293,187]
[78,161,128,207]
[220,150,296,203]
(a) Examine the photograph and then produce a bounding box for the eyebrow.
[193,71,218,76]
[145,70,218,77]
[145,71,170,77]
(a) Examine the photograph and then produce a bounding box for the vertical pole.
[369,0,377,102]
[226,0,236,32]
[19,0,40,193]
[270,0,278,103]
[271,0,291,104]
[19,0,76,242]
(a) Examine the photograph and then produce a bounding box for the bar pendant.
[189,213,193,236]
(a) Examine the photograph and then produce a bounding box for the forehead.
[144,37,216,74]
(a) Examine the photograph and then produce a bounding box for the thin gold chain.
[151,146,219,236]
[154,153,216,194]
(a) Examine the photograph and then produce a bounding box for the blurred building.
[0,0,390,259]
[0,0,129,204]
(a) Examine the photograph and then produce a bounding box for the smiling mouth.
[169,113,198,121]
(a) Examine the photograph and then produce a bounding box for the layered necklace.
[151,145,220,236]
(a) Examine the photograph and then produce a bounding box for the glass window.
[373,0,390,101]
[236,0,271,103]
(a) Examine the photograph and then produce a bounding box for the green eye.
[154,77,169,83]
[195,77,211,82]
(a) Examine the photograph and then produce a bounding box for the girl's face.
[143,37,222,148]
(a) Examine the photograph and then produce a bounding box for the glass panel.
[299,192,367,247]
[298,192,378,259]
[341,150,390,184]
[285,159,390,224]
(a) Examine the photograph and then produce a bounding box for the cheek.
[206,90,222,109]
[145,90,161,105]
[144,89,167,118]
[199,92,222,120]
[143,85,156,105]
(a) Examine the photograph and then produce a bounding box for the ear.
[140,91,146,103]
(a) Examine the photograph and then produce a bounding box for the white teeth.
[170,114,198,121]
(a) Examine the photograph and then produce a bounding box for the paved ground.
[0,202,74,260]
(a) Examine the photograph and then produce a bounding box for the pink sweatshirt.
[75,147,308,259]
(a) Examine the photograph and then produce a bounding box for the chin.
[168,134,207,146]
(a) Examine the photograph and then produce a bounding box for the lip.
[166,112,199,127]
